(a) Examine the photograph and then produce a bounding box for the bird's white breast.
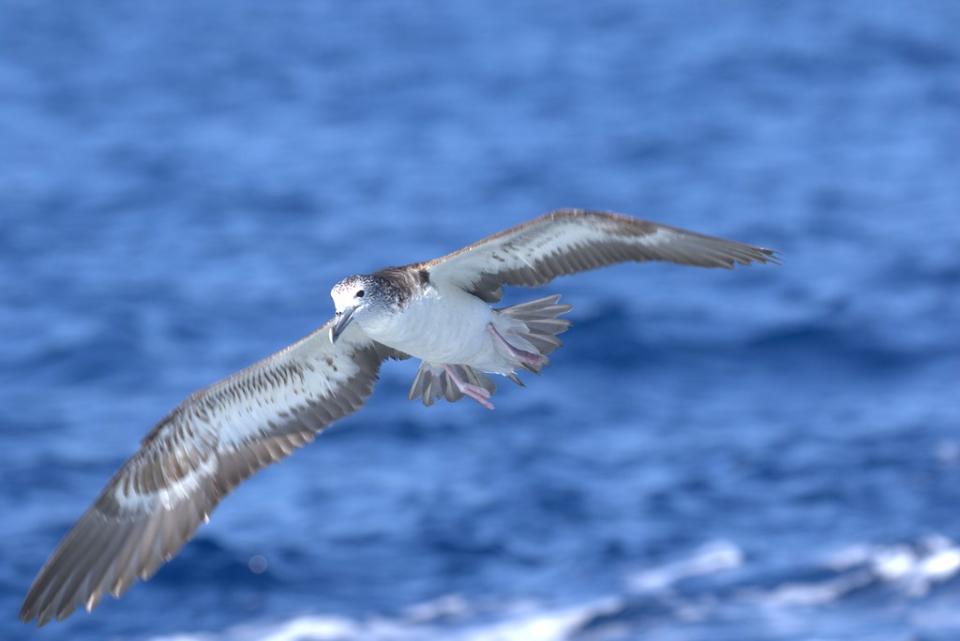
[361,284,500,367]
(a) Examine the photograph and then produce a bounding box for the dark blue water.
[3,1,959,640]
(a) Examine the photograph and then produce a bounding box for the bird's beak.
[330,307,356,343]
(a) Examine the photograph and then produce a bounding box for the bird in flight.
[20,209,778,625]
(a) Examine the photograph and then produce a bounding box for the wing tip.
[723,245,781,269]
[19,570,111,627]
[19,603,38,626]
[753,247,782,266]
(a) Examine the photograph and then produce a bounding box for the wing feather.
[20,322,405,625]
[419,209,778,301]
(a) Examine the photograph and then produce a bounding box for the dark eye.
[355,290,365,298]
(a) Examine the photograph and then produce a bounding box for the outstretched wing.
[419,209,778,302]
[20,321,406,626]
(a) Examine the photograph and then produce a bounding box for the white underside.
[358,284,515,373]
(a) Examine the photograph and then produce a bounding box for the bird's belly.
[363,291,502,367]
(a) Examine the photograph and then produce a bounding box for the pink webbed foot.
[442,365,495,410]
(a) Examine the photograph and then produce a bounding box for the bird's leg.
[487,323,547,371]
[442,365,495,410]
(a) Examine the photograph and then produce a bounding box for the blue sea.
[2,1,959,640]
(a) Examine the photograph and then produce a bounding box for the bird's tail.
[494,294,572,373]
[407,295,571,407]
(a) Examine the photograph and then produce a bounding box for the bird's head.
[329,274,390,342]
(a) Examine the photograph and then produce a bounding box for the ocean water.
[2,1,959,640]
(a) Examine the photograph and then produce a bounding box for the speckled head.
[329,272,405,342]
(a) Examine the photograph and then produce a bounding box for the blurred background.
[2,1,959,640]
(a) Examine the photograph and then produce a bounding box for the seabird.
[20,209,778,625]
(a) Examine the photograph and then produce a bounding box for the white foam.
[152,541,746,641]
[148,596,620,641]
[454,598,621,641]
[151,536,960,641]
[402,593,470,624]
[920,546,960,580]
[762,534,960,608]
[871,535,960,596]
[764,571,873,606]
[873,545,915,581]
[626,540,744,593]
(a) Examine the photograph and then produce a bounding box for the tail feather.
[524,318,570,333]
[496,294,572,359]
[523,332,562,354]
[407,294,571,407]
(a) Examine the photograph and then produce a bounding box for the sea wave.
[151,535,960,641]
